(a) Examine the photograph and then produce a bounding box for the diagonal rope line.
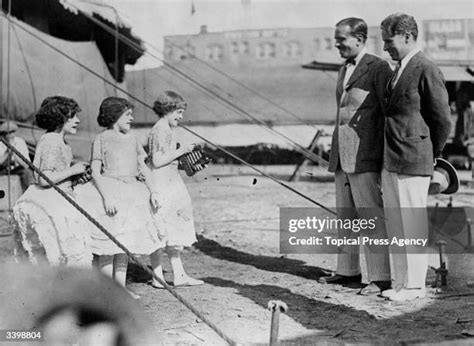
[161,39,318,128]
[60,2,328,167]
[0,137,237,346]
[11,24,38,111]
[5,14,335,215]
[183,127,336,215]
[5,0,13,211]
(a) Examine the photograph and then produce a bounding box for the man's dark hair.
[336,17,368,42]
[381,13,418,40]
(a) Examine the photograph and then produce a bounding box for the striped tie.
[389,62,401,91]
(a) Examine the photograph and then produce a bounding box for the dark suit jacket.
[383,51,451,176]
[328,53,392,173]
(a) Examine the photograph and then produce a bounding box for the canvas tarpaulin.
[1,15,128,160]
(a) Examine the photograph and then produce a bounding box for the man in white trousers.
[380,13,451,301]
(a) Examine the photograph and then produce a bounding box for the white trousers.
[334,170,391,282]
[381,169,430,289]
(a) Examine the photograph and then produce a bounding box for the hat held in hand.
[428,158,459,195]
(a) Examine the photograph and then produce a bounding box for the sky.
[105,0,474,69]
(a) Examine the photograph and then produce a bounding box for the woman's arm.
[151,144,194,168]
[89,134,117,215]
[37,163,87,187]
[148,127,195,169]
[91,159,117,215]
[138,159,160,210]
[36,136,87,187]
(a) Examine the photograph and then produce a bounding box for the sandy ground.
[1,165,474,345]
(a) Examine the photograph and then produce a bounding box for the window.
[284,41,302,58]
[313,38,321,52]
[164,46,173,59]
[240,41,249,54]
[231,42,239,54]
[231,41,249,55]
[176,48,187,61]
[325,38,332,50]
[185,43,196,58]
[256,42,276,59]
[205,44,224,61]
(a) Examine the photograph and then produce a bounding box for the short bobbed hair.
[152,91,187,118]
[381,13,418,41]
[97,97,134,128]
[336,17,368,42]
[36,96,81,132]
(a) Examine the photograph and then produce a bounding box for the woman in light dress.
[13,96,92,267]
[148,91,203,288]
[76,97,162,298]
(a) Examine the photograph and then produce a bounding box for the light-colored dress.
[76,130,161,255]
[13,132,92,267]
[148,121,197,247]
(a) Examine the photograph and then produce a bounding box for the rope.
[59,2,328,167]
[11,24,38,112]
[5,0,12,211]
[0,137,237,346]
[161,39,318,129]
[4,15,336,215]
[183,127,336,215]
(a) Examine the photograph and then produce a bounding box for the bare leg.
[167,246,185,279]
[98,255,114,279]
[150,249,166,288]
[114,254,139,299]
[168,246,203,286]
[113,254,128,288]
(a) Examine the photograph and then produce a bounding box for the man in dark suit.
[319,17,392,295]
[380,13,451,301]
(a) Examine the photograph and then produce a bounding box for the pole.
[0,0,4,121]
[267,300,288,346]
[114,10,118,95]
[289,130,322,182]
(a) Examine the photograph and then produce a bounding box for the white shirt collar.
[346,47,367,67]
[353,47,367,67]
[399,47,420,69]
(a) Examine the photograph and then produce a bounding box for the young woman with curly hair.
[76,97,162,299]
[13,96,92,267]
[148,91,203,288]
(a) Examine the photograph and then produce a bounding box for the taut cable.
[1,137,237,345]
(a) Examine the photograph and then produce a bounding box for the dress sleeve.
[135,135,147,163]
[148,127,172,162]
[38,135,62,172]
[91,134,103,163]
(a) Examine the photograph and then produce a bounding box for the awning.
[59,0,131,28]
[439,65,474,82]
[302,61,342,72]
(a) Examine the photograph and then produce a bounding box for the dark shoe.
[359,281,391,295]
[318,274,362,285]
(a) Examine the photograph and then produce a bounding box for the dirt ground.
[1,165,474,345]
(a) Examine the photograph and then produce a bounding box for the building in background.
[424,19,474,62]
[129,19,472,125]
[127,19,473,164]
[163,24,384,67]
[163,19,473,72]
